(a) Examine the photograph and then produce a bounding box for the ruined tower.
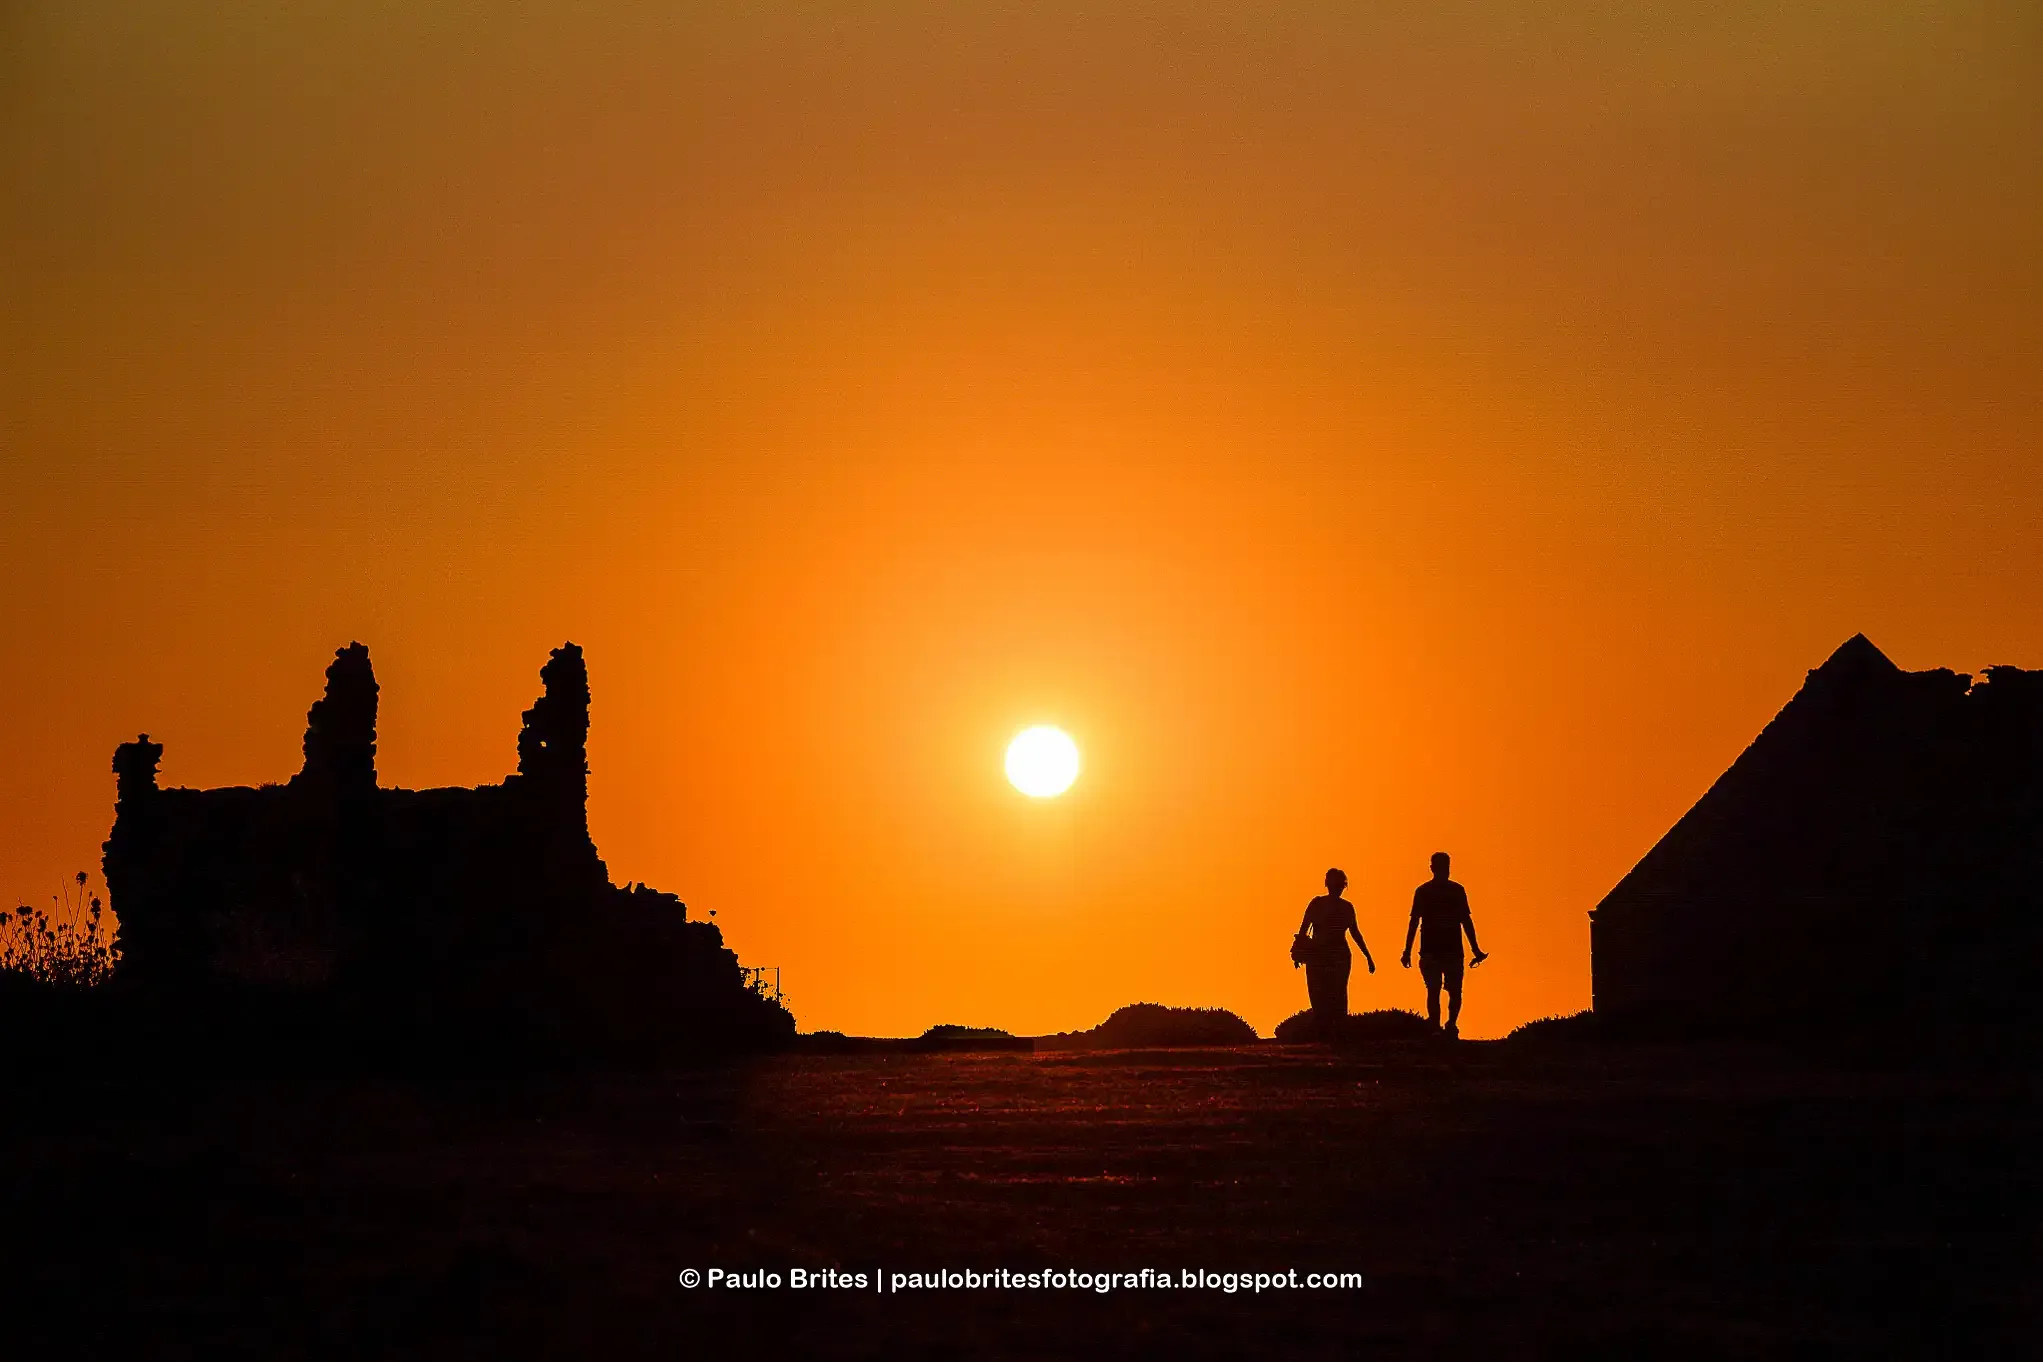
[101,735,169,981]
[295,642,378,796]
[512,642,604,886]
[517,643,591,803]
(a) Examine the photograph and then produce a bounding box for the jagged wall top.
[110,641,595,803]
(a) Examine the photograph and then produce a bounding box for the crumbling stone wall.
[101,642,790,1051]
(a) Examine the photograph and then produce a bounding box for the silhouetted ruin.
[1591,635,2043,1033]
[101,642,792,1057]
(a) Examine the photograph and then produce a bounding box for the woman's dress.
[1301,894,1355,1020]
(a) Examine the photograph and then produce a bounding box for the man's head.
[1430,852,1450,880]
[1325,867,1348,894]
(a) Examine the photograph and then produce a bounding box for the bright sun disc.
[1005,726,1080,797]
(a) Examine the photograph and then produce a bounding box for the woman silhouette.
[1296,868,1374,1034]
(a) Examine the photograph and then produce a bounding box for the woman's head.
[1324,867,1348,894]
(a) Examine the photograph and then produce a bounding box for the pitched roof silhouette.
[1591,634,2043,1030]
[1814,631,1896,679]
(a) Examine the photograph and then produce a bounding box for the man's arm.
[1400,891,1420,968]
[1462,889,1487,963]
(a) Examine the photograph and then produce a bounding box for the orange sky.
[4,2,2038,1037]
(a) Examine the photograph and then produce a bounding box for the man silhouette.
[1400,852,1488,1038]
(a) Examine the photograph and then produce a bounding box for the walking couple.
[1293,853,1489,1039]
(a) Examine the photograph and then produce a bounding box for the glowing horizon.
[3,1,2037,1039]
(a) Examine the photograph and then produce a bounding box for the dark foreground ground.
[5,1040,2036,1360]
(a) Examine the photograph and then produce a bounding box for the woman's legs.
[1306,954,1351,1034]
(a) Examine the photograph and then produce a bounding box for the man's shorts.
[1419,953,1465,992]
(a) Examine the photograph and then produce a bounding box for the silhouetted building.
[1591,635,2043,1031]
[102,642,791,1052]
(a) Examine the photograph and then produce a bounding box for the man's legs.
[1441,959,1466,1038]
[1420,959,1443,1027]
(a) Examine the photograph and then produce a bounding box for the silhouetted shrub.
[1272,1008,1437,1043]
[1,873,119,990]
[1504,1011,1598,1046]
[920,1024,1013,1040]
[1041,1003,1259,1049]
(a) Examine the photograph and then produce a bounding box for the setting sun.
[1005,727,1081,798]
